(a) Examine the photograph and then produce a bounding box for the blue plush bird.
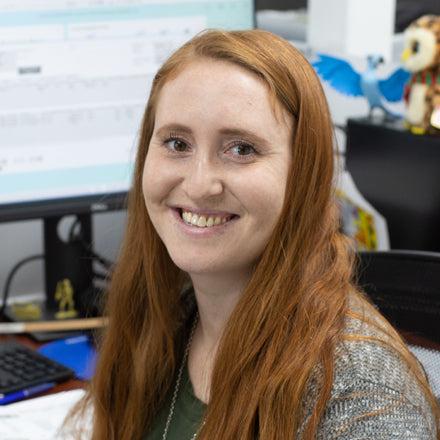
[313,54,411,120]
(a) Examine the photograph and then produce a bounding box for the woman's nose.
[182,155,224,201]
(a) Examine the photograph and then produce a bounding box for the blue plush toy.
[313,54,410,120]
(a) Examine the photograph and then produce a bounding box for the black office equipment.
[356,250,440,342]
[346,117,440,252]
[356,250,440,399]
[0,342,74,396]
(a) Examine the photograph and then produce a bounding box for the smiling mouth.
[176,208,238,228]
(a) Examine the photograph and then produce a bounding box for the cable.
[93,270,108,281]
[68,217,114,271]
[1,219,114,319]
[85,247,113,271]
[0,254,44,319]
[1,228,112,318]
[67,217,81,243]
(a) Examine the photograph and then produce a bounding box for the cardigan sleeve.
[299,295,438,440]
[314,312,438,439]
[316,377,436,439]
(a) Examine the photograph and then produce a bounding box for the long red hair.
[69,29,440,439]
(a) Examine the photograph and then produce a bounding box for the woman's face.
[143,59,292,278]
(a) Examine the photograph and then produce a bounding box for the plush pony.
[402,15,440,135]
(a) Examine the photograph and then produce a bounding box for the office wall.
[256,0,440,32]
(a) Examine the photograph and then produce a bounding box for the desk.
[0,341,87,440]
[0,329,438,405]
[3,330,439,375]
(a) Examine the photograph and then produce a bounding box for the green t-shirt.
[143,362,206,440]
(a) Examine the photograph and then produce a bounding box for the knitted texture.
[299,294,437,439]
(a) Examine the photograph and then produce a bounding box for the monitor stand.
[4,213,99,341]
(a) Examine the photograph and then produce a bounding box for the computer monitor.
[0,0,255,323]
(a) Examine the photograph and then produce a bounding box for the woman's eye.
[229,143,256,158]
[164,138,188,152]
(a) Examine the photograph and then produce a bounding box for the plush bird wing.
[378,68,411,102]
[312,54,363,97]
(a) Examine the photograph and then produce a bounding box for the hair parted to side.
[67,29,440,440]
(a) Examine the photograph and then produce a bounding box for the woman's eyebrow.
[219,128,269,146]
[155,123,193,137]
[154,124,269,146]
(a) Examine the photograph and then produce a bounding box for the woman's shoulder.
[311,291,437,439]
[333,291,422,399]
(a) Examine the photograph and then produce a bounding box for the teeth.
[191,214,199,225]
[181,210,231,228]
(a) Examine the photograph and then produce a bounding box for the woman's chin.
[173,261,221,277]
[169,254,231,278]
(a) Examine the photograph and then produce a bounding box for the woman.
[69,30,440,439]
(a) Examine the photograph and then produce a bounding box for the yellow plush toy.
[402,15,440,135]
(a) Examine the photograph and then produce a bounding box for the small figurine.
[54,278,78,319]
[402,15,440,135]
[313,54,410,121]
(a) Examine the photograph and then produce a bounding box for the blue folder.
[38,335,97,381]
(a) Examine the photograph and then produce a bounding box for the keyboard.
[0,342,74,395]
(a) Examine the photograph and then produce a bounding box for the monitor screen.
[0,0,255,222]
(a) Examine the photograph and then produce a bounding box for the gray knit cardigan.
[298,293,438,439]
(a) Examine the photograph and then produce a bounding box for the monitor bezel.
[0,192,128,223]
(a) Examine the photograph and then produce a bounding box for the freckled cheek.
[239,176,287,227]
[142,158,179,206]
[141,160,158,208]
